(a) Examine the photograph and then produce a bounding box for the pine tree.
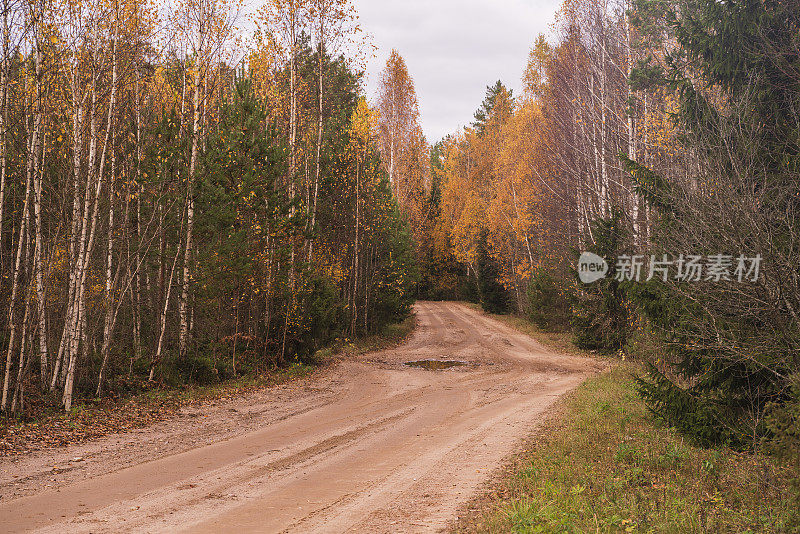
[571,210,630,352]
[476,229,508,314]
[472,80,513,134]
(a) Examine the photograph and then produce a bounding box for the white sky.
[353,0,562,143]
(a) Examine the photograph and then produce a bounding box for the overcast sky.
[353,0,561,143]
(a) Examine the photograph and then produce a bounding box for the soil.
[0,301,603,533]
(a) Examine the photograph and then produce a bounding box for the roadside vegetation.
[453,318,798,533]
[414,0,800,525]
[1,0,423,419]
[0,316,415,455]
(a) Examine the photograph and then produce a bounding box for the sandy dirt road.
[0,301,602,533]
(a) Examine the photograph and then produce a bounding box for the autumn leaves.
[0,0,416,415]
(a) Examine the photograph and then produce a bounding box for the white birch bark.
[626,8,639,244]
[51,77,85,392]
[64,46,113,410]
[308,31,324,262]
[180,4,205,359]
[151,236,182,381]
[0,1,8,269]
[30,26,48,385]
[11,286,32,412]
[2,149,32,410]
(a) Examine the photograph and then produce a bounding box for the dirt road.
[0,302,602,533]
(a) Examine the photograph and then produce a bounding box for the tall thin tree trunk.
[626,9,639,243]
[151,236,182,381]
[34,135,47,385]
[180,12,204,359]
[30,30,48,386]
[11,289,32,413]
[64,55,112,410]
[350,159,360,334]
[308,37,324,261]
[282,6,300,365]
[61,80,97,401]
[133,67,143,362]
[2,154,32,410]
[12,219,35,410]
[0,0,9,273]
[598,14,608,216]
[52,73,85,392]
[97,145,116,396]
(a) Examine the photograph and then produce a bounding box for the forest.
[0,0,420,413]
[417,0,800,458]
[1,0,799,472]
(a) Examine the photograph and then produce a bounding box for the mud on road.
[0,301,603,533]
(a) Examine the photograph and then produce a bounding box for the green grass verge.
[454,310,797,533]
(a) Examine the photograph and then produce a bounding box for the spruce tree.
[629,0,800,448]
[476,229,509,314]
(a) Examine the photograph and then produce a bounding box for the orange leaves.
[348,97,373,147]
[375,49,421,184]
[373,50,429,252]
[436,77,559,291]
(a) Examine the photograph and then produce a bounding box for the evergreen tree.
[571,210,630,352]
[193,74,294,375]
[629,0,800,448]
[472,80,513,134]
[476,229,509,314]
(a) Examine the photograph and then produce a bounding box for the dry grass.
[310,315,416,363]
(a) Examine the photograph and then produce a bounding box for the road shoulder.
[449,311,795,533]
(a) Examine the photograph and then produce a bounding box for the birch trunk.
[31,31,47,385]
[151,237,182,381]
[64,52,113,410]
[626,9,639,243]
[281,5,300,365]
[2,152,32,410]
[11,289,32,413]
[97,146,116,396]
[12,222,34,411]
[132,67,143,362]
[180,13,204,359]
[51,91,84,392]
[0,1,8,270]
[598,14,608,217]
[350,159,360,334]
[61,80,97,401]
[308,37,324,261]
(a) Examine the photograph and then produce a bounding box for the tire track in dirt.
[0,301,603,533]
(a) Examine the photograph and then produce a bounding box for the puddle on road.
[404,359,466,370]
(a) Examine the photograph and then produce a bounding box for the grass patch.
[454,308,796,533]
[453,365,796,533]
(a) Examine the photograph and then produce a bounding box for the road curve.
[0,301,602,533]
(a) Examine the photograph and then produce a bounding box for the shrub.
[527,267,573,331]
[571,211,630,352]
[476,229,510,314]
